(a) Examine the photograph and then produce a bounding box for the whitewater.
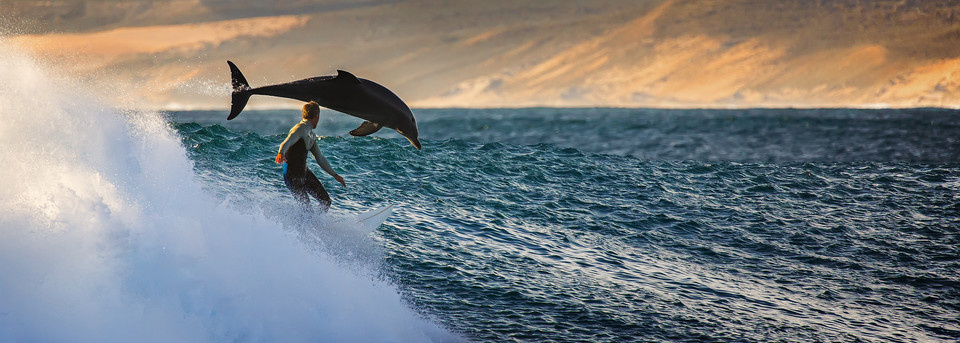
[0,42,453,342]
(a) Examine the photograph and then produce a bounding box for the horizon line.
[152,104,960,112]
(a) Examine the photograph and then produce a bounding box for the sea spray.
[0,40,454,342]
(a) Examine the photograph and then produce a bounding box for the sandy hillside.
[3,0,959,109]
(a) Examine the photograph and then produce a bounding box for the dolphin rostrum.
[226,60,421,150]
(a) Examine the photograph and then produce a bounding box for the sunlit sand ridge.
[5,0,959,109]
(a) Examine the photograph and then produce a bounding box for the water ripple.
[171,110,960,342]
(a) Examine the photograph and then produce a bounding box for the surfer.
[276,101,346,212]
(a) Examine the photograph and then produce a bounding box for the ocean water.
[172,108,960,342]
[2,45,960,342]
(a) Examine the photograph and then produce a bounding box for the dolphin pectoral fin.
[335,70,362,84]
[349,121,383,136]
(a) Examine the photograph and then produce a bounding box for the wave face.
[0,43,452,342]
[171,107,960,342]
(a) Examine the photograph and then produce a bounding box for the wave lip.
[0,40,454,343]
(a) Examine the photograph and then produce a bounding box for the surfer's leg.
[283,171,311,207]
[303,170,331,212]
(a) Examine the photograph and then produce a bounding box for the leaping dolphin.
[226,60,421,150]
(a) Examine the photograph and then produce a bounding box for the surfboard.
[356,204,394,232]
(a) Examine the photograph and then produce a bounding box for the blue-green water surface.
[170,108,960,342]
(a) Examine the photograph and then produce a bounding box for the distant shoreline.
[157,105,960,112]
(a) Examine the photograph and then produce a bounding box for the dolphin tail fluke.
[227,60,252,120]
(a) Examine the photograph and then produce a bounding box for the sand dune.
[3,0,959,109]
[8,15,308,70]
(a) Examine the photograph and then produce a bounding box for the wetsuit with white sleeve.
[278,119,336,211]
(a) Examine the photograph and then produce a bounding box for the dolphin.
[226,60,421,150]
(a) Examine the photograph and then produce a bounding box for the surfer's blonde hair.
[302,101,320,120]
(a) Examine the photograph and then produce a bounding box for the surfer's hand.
[275,153,285,164]
[334,174,345,187]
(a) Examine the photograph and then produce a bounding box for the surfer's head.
[302,101,320,120]
[303,101,321,128]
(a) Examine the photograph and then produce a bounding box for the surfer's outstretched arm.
[310,145,346,187]
[275,124,300,164]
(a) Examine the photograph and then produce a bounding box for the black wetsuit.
[283,138,331,211]
[278,119,337,212]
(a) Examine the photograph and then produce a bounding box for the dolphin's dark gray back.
[250,77,335,102]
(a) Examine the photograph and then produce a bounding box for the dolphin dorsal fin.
[336,70,361,84]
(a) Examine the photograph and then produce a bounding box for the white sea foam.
[0,41,453,342]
